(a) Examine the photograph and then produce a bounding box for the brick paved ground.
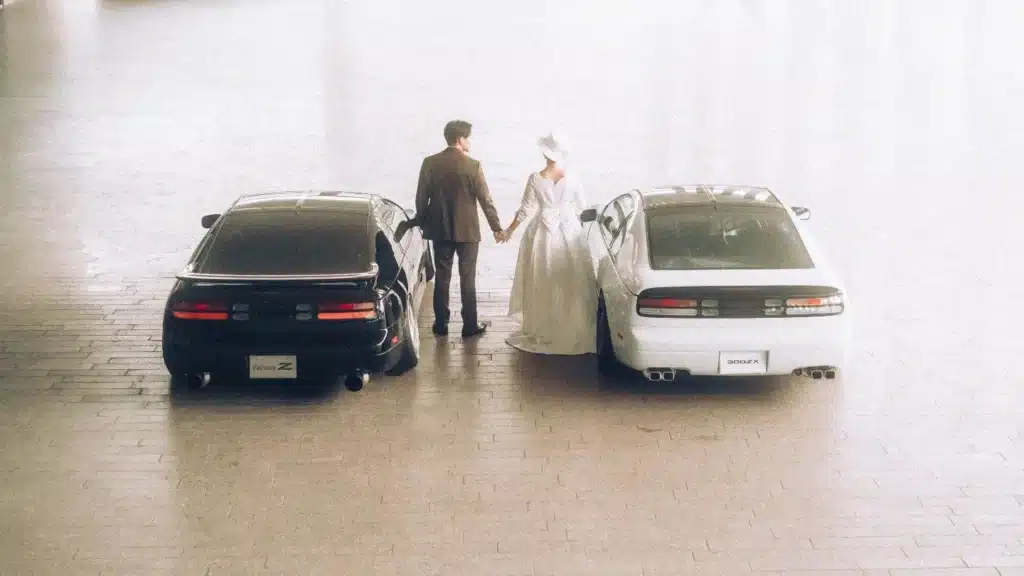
[2,1,1024,575]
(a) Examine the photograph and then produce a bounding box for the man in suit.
[400,120,504,338]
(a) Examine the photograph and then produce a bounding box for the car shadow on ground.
[166,375,347,407]
[163,351,800,408]
[502,348,798,400]
[164,319,804,407]
[605,370,796,398]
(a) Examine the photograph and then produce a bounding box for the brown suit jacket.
[413,147,502,243]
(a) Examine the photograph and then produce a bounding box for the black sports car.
[161,191,433,391]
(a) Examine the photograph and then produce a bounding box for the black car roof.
[228,190,380,214]
[640,185,783,210]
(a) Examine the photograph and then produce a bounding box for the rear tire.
[387,299,420,376]
[596,296,620,374]
[163,337,205,390]
[163,342,188,380]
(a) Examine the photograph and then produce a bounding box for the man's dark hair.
[443,120,472,145]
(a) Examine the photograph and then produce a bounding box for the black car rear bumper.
[162,332,402,379]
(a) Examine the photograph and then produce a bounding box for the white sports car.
[580,185,851,382]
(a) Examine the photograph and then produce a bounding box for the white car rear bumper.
[615,314,852,376]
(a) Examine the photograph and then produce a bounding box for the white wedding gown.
[506,171,598,355]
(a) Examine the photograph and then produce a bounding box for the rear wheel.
[596,296,619,373]
[162,334,206,390]
[387,294,420,376]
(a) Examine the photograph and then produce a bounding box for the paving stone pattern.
[2,1,1024,575]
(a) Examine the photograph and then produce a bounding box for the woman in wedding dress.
[502,133,598,355]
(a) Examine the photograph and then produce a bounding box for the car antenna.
[295,191,312,214]
[698,184,718,210]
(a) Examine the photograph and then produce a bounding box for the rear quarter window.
[647,206,815,270]
[193,209,373,275]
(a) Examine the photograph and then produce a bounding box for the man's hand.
[493,229,508,243]
[395,219,414,242]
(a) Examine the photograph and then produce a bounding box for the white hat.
[537,131,568,164]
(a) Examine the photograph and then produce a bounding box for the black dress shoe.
[461,321,490,338]
[432,324,448,336]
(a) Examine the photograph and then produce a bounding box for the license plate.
[719,351,768,375]
[249,355,298,379]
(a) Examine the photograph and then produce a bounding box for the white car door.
[592,194,638,350]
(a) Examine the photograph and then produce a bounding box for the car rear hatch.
[167,196,398,348]
[635,202,847,318]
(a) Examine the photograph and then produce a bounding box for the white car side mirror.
[791,206,811,221]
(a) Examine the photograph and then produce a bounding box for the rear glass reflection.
[197,211,373,276]
[647,208,815,270]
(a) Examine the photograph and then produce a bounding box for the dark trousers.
[431,240,479,329]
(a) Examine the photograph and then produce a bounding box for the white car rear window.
[647,207,815,270]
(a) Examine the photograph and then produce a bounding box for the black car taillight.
[316,301,378,321]
[170,301,229,320]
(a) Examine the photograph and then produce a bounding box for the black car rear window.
[647,206,815,270]
[194,209,373,275]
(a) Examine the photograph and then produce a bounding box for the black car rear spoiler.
[175,263,379,283]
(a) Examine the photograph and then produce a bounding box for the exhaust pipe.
[344,371,369,392]
[187,372,210,390]
[811,369,824,380]
[642,368,677,382]
[825,369,836,379]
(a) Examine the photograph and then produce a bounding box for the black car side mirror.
[580,208,598,223]
[791,206,811,221]
[394,219,416,242]
[201,214,221,229]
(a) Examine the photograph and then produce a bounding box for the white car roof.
[640,185,783,210]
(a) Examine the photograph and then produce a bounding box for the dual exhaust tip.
[794,367,837,380]
[643,368,678,382]
[185,372,211,390]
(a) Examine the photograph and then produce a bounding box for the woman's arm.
[572,175,587,216]
[505,174,537,237]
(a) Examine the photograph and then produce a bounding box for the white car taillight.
[637,298,720,317]
[637,288,845,318]
[769,293,844,316]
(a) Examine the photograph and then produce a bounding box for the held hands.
[495,216,519,243]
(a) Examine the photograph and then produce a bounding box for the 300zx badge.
[727,359,759,364]
[252,363,292,371]
[249,355,298,379]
